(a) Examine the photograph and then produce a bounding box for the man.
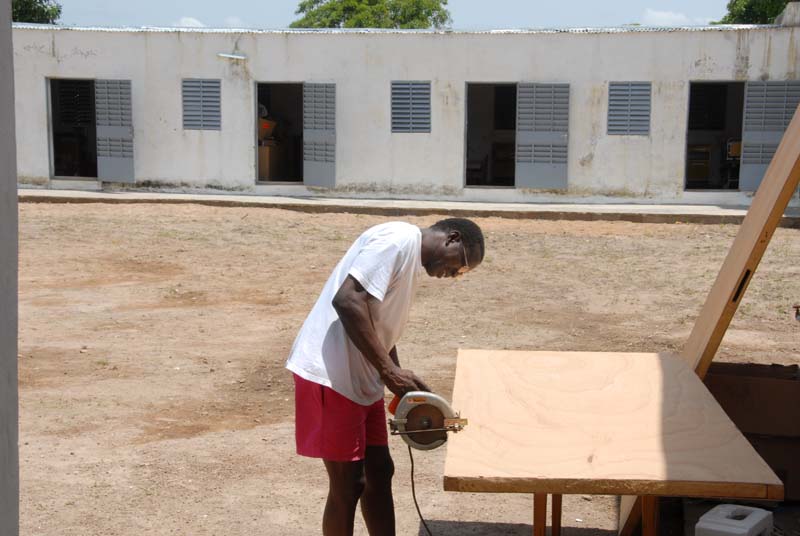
[286,218,485,536]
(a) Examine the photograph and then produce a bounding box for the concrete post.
[0,0,19,534]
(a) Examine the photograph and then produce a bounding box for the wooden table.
[443,350,783,536]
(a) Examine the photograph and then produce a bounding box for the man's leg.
[360,445,395,535]
[323,459,366,536]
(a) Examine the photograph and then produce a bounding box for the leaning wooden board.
[682,103,800,379]
[443,350,782,500]
[620,103,800,536]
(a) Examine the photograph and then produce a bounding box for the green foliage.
[715,0,789,23]
[290,0,451,29]
[12,0,62,24]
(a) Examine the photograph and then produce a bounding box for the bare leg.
[323,459,366,536]
[360,446,396,536]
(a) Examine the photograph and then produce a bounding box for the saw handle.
[388,395,400,416]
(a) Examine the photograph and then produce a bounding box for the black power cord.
[408,444,434,536]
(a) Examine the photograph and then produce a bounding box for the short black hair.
[432,218,485,264]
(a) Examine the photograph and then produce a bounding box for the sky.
[55,1,733,30]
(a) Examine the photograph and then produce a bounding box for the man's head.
[421,218,485,278]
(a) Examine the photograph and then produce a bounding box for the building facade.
[11,20,800,204]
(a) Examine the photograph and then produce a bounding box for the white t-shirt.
[285,222,424,405]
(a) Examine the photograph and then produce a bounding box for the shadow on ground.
[418,520,617,535]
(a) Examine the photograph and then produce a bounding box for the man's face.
[424,231,475,279]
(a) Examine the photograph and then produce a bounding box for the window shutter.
[515,83,570,190]
[303,83,336,132]
[608,82,651,135]
[95,79,135,183]
[742,143,780,166]
[302,83,337,187]
[744,81,800,131]
[182,79,221,130]
[741,81,800,190]
[391,81,431,133]
[95,79,132,129]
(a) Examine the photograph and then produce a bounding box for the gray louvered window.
[95,80,132,127]
[182,79,221,130]
[303,142,335,163]
[303,84,336,131]
[608,82,651,135]
[516,144,533,163]
[391,81,431,133]
[744,81,800,131]
[97,138,134,158]
[742,143,780,165]
[535,144,567,164]
[518,84,569,133]
[515,144,569,165]
[740,81,800,190]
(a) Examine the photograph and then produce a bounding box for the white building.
[11,9,800,204]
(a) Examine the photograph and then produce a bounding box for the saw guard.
[389,391,463,451]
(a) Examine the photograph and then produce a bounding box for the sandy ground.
[17,203,800,536]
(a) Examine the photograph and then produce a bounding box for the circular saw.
[388,392,468,451]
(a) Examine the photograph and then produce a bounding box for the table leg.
[533,493,547,536]
[551,494,562,536]
[641,496,659,536]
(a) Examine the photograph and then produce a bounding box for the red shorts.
[293,373,388,462]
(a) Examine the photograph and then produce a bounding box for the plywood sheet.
[443,350,782,499]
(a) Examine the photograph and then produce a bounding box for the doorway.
[256,83,303,182]
[685,82,745,190]
[465,83,516,187]
[50,79,97,178]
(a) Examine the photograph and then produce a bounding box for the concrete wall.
[11,25,800,202]
[1,0,19,535]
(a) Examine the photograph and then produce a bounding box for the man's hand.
[381,366,431,397]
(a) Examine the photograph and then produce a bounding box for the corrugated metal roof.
[12,22,778,35]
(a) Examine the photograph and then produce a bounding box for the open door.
[95,79,134,183]
[515,83,569,190]
[740,81,800,191]
[303,83,336,187]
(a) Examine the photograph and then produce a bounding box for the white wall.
[1,1,19,535]
[12,25,800,201]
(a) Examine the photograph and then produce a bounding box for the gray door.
[95,79,134,183]
[515,83,569,190]
[741,81,800,191]
[303,83,336,187]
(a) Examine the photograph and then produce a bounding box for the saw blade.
[403,403,447,446]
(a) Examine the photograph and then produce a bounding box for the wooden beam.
[552,494,562,536]
[682,104,800,379]
[534,493,547,536]
[641,496,658,536]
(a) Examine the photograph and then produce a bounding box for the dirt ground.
[17,202,800,536]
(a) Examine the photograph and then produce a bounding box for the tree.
[290,0,451,29]
[716,0,788,24]
[12,0,62,24]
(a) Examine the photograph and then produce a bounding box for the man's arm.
[332,275,429,396]
[389,346,400,368]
